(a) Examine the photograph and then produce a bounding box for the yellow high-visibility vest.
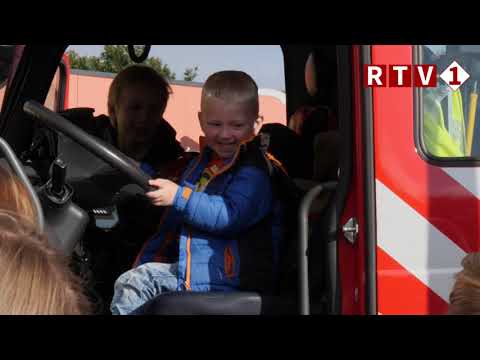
[423,88,465,157]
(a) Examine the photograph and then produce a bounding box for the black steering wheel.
[23,100,153,192]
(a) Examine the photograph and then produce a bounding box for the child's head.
[0,166,38,228]
[449,252,480,315]
[198,71,259,159]
[108,65,172,159]
[0,211,90,315]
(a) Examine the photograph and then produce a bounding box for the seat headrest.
[59,107,95,124]
[58,108,111,137]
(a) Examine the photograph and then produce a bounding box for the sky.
[68,45,286,91]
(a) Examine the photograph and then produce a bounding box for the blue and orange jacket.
[134,135,283,294]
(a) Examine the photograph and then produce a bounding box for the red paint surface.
[377,247,449,314]
[372,45,479,314]
[338,46,367,314]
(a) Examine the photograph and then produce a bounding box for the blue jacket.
[135,136,283,293]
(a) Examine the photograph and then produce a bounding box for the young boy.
[110,71,283,315]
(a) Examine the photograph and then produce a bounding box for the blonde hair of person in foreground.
[0,211,90,315]
[0,166,38,228]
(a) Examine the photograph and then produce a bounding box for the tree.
[68,50,101,72]
[183,66,199,82]
[99,45,130,73]
[145,57,176,81]
[67,45,198,82]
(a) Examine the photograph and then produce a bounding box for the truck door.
[1,47,68,118]
[371,45,480,315]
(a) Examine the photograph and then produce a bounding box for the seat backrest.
[259,123,312,179]
[59,107,95,125]
[59,107,113,141]
[56,108,113,181]
[313,130,340,182]
[266,160,305,297]
[259,128,338,311]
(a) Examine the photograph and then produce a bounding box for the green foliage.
[67,45,198,82]
[99,45,130,73]
[145,56,176,81]
[183,66,199,82]
[68,50,102,72]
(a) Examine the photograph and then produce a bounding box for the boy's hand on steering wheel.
[146,178,180,207]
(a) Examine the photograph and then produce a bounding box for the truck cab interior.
[0,44,354,315]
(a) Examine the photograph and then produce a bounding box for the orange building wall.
[68,72,286,151]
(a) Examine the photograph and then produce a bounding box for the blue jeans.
[110,262,178,315]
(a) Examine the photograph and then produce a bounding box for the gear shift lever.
[51,158,67,197]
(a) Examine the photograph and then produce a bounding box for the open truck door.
[351,45,480,315]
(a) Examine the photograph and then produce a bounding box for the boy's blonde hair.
[201,71,259,117]
[0,166,37,228]
[0,211,90,315]
[449,252,480,315]
[108,64,172,117]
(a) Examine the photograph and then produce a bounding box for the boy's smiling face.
[199,97,257,160]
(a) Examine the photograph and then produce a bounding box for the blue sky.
[68,45,285,91]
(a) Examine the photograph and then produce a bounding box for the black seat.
[56,108,113,182]
[134,291,296,315]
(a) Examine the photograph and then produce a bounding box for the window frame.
[57,57,69,112]
[414,44,480,167]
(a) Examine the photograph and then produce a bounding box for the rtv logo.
[364,61,470,90]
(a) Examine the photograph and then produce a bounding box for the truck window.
[1,45,63,121]
[44,66,62,111]
[65,45,286,152]
[419,45,480,160]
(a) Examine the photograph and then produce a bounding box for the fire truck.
[0,44,475,315]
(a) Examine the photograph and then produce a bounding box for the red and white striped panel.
[376,179,465,314]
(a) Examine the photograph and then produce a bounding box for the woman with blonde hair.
[0,211,90,315]
[0,166,38,227]
[449,252,480,315]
